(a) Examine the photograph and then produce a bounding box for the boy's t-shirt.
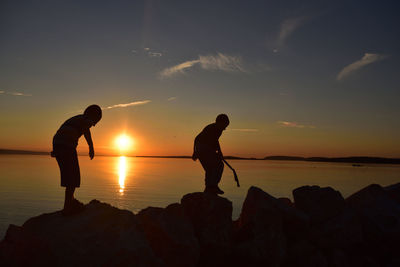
[195,123,223,151]
[53,115,92,148]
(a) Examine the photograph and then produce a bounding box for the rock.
[1,200,160,266]
[283,239,328,267]
[0,224,56,266]
[307,207,363,250]
[385,182,400,204]
[180,192,233,265]
[234,186,288,266]
[325,249,349,267]
[346,184,400,240]
[278,197,294,207]
[346,184,400,265]
[241,187,309,237]
[137,203,199,267]
[276,196,310,240]
[293,185,345,224]
[1,184,400,266]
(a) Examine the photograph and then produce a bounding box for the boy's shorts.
[53,145,81,188]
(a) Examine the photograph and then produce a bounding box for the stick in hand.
[222,159,240,187]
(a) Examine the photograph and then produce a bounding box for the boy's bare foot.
[215,186,224,195]
[204,186,216,194]
[204,186,224,195]
[72,198,84,207]
[62,199,85,216]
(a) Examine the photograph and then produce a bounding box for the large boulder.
[137,203,199,267]
[346,184,400,241]
[306,207,364,251]
[385,182,400,204]
[283,239,328,267]
[276,197,310,240]
[1,200,160,266]
[293,185,345,225]
[0,224,56,266]
[180,192,232,265]
[234,186,291,266]
[346,184,400,265]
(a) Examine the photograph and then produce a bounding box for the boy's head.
[84,105,102,126]
[215,114,230,130]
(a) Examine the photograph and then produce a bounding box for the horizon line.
[1,149,400,164]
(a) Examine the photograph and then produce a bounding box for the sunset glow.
[118,156,127,194]
[115,134,133,153]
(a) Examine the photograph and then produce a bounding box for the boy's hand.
[192,152,198,161]
[89,147,94,160]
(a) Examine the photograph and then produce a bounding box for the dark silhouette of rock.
[278,197,294,207]
[180,192,233,266]
[313,207,363,246]
[234,186,310,266]
[1,184,400,266]
[385,182,400,204]
[346,184,400,266]
[234,186,286,266]
[347,184,400,240]
[137,203,199,267]
[293,185,345,224]
[283,239,328,267]
[1,200,160,266]
[242,187,309,236]
[0,224,56,266]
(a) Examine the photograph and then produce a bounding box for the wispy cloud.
[160,60,200,78]
[0,90,32,96]
[10,92,32,96]
[230,128,259,132]
[273,16,307,52]
[130,47,162,57]
[104,100,151,110]
[167,96,177,101]
[337,53,388,81]
[199,53,245,72]
[148,52,162,57]
[277,121,315,128]
[159,53,245,78]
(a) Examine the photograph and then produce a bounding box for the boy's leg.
[64,186,75,210]
[199,158,214,186]
[200,156,224,194]
[214,161,224,194]
[215,160,224,185]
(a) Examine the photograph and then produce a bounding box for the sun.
[115,134,133,152]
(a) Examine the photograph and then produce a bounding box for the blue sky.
[1,0,399,157]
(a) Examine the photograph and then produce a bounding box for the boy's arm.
[84,129,95,160]
[217,141,224,159]
[192,138,198,161]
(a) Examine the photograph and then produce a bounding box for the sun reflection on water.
[118,156,127,194]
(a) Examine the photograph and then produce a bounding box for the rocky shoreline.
[1,183,399,266]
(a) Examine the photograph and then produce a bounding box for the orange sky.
[1,104,399,158]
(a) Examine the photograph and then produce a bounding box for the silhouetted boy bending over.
[51,105,102,215]
[192,114,230,195]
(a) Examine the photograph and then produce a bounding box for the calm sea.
[1,154,399,239]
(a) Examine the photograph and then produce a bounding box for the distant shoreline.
[1,149,400,164]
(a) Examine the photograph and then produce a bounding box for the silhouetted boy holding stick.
[51,105,102,215]
[192,114,230,194]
